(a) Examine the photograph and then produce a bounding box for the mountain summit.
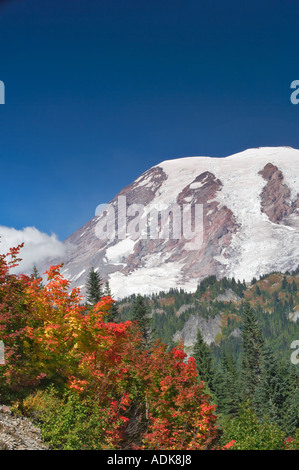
[42,147,299,299]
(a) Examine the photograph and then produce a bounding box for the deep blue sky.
[1,0,299,240]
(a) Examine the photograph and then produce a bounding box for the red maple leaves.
[0,245,234,450]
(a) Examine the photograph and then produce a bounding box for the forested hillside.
[116,269,299,449]
[118,269,299,364]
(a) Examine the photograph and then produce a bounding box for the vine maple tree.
[0,245,235,450]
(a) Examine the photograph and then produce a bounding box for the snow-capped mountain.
[41,147,299,299]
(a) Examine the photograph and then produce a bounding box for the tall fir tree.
[32,264,43,289]
[32,264,40,280]
[282,275,288,291]
[86,267,104,306]
[103,280,119,322]
[281,363,299,435]
[215,347,241,417]
[240,302,264,401]
[193,328,215,392]
[253,345,286,426]
[131,294,152,349]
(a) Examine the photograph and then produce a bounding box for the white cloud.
[0,226,66,274]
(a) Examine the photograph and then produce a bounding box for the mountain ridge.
[39,146,299,299]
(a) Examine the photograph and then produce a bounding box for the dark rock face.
[117,166,168,206]
[259,163,299,224]
[176,171,239,281]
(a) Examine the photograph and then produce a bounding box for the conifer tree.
[240,302,264,401]
[215,348,240,417]
[193,328,215,392]
[86,267,104,306]
[292,280,297,293]
[131,294,152,348]
[32,264,40,279]
[281,363,299,435]
[103,280,119,322]
[255,285,261,297]
[103,280,110,296]
[32,264,43,289]
[282,275,288,291]
[253,345,286,426]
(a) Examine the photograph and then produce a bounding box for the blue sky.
[1,0,299,249]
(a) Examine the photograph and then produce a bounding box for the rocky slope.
[173,314,223,355]
[39,147,299,299]
[0,406,47,450]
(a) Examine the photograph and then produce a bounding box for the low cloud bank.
[0,226,65,274]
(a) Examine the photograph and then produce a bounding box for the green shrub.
[23,387,112,450]
[220,402,286,450]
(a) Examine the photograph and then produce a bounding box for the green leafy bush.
[221,402,286,450]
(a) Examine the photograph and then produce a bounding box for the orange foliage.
[0,245,234,450]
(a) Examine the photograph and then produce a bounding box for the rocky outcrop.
[259,162,299,224]
[175,304,196,317]
[173,313,223,354]
[0,406,47,450]
[215,289,241,302]
[229,327,242,339]
[117,166,168,206]
[289,310,299,322]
